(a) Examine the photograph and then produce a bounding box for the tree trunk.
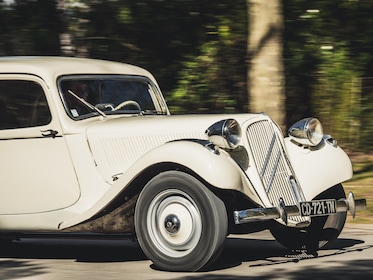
[247,0,286,130]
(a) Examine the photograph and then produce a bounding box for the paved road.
[1,223,372,280]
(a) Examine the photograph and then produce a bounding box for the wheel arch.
[61,162,200,232]
[107,162,215,210]
[106,162,259,235]
[61,158,257,235]
[107,139,251,212]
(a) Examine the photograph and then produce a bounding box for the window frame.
[57,74,167,120]
[0,75,55,139]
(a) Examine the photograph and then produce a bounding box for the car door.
[0,76,80,214]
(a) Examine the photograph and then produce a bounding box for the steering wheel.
[114,100,141,111]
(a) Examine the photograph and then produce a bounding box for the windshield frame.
[57,74,168,120]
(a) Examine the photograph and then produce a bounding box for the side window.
[0,80,52,130]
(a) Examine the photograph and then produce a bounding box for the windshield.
[59,75,166,119]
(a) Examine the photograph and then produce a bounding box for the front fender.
[284,138,353,200]
[59,140,258,230]
[118,140,247,191]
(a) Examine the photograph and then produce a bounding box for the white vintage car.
[0,56,366,271]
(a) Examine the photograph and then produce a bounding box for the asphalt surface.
[1,223,372,280]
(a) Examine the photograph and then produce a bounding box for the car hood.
[86,114,258,184]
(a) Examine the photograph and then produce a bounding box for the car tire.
[270,184,347,252]
[134,171,228,272]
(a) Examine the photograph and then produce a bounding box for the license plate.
[299,199,337,217]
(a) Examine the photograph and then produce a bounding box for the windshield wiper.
[141,110,165,115]
[67,90,107,118]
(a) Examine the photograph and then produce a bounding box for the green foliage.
[169,39,246,114]
[312,46,362,150]
[359,80,373,151]
[80,0,248,113]
[284,0,373,151]
[0,0,62,55]
[1,1,373,151]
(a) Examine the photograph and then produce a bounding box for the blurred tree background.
[1,0,373,152]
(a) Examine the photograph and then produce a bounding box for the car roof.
[0,56,156,83]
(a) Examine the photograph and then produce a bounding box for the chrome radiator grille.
[246,120,305,222]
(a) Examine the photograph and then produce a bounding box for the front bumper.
[233,192,366,225]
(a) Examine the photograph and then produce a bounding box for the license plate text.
[299,199,337,217]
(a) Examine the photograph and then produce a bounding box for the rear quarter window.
[0,80,51,130]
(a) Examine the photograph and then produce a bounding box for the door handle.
[41,129,59,138]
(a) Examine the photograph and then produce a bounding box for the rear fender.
[284,137,353,200]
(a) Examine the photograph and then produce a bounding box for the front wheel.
[270,184,347,252]
[134,171,228,272]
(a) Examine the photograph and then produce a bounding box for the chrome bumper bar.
[233,192,367,225]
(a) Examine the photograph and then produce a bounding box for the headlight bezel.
[288,117,324,147]
[205,119,242,150]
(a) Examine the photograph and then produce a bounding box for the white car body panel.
[284,137,353,200]
[0,136,80,214]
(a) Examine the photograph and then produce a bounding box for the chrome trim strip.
[265,150,281,194]
[260,134,276,178]
[289,176,303,202]
[234,204,299,224]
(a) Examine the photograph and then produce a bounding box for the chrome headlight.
[288,117,323,146]
[205,119,241,149]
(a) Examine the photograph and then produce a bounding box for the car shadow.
[173,235,373,279]
[148,232,368,272]
[0,237,148,280]
[210,236,368,270]
[0,237,146,262]
[0,233,371,279]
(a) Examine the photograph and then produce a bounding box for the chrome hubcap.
[164,214,180,235]
[146,189,202,257]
